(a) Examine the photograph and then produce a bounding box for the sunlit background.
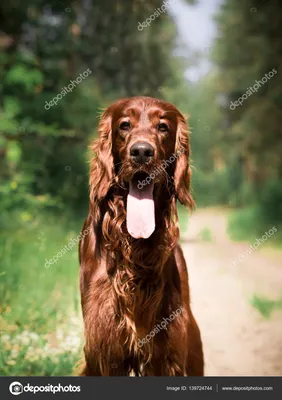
[0,0,282,376]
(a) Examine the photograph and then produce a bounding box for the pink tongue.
[126,180,155,239]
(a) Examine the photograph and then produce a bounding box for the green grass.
[228,207,263,241]
[251,294,282,319]
[227,207,282,247]
[0,212,84,376]
[198,227,213,242]
[0,204,190,376]
[177,204,189,234]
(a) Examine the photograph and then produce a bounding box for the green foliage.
[0,0,196,376]
[212,0,282,197]
[228,207,262,241]
[0,334,81,376]
[228,206,282,246]
[251,294,282,319]
[227,179,282,243]
[0,215,81,325]
[5,64,44,93]
[192,168,231,206]
[0,215,83,376]
[257,179,282,227]
[185,0,282,235]
[177,204,189,234]
[198,227,213,242]
[6,141,21,164]
[0,0,281,376]
[0,0,191,223]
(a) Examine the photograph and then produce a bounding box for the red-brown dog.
[79,96,204,376]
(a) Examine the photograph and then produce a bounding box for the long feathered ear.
[174,114,195,209]
[89,109,114,208]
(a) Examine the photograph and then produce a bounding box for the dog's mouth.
[131,171,150,186]
[126,172,155,240]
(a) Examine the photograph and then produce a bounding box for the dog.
[79,96,204,376]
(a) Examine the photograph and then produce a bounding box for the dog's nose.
[130,142,155,164]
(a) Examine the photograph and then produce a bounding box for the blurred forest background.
[0,0,282,376]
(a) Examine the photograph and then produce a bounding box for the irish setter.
[79,96,204,376]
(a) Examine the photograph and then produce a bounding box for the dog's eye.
[157,123,169,132]
[120,121,131,131]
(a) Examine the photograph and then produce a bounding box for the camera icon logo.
[9,382,23,395]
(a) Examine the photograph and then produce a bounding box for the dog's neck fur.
[99,183,179,269]
[94,184,179,362]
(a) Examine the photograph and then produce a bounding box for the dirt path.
[182,208,282,376]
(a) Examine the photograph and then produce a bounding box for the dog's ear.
[89,109,114,207]
[174,114,195,209]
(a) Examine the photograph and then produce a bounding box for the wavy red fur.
[79,96,203,376]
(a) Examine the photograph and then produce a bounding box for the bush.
[227,207,262,241]
[257,179,282,227]
[0,214,83,375]
[192,168,233,206]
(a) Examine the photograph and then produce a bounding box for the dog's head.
[90,96,194,238]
